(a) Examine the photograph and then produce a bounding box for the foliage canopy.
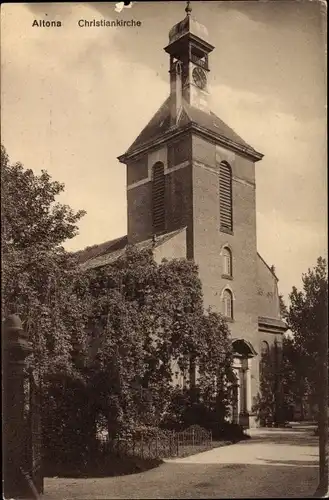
[2,145,234,456]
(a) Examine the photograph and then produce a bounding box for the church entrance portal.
[231,339,257,429]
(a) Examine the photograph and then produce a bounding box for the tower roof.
[165,2,213,57]
[168,13,210,45]
[169,1,209,44]
[118,2,263,164]
[118,98,263,163]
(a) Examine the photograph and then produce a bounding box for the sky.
[1,1,327,301]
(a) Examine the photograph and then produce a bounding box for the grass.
[44,437,242,479]
[176,440,234,458]
[44,454,163,479]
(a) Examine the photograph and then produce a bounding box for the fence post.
[192,429,195,448]
[141,432,144,459]
[3,314,39,499]
[155,434,158,458]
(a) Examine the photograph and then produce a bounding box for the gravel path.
[43,424,319,499]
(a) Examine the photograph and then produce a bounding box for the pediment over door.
[232,339,258,358]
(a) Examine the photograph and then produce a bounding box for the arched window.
[152,162,165,234]
[222,289,233,319]
[260,341,270,378]
[261,341,270,357]
[219,162,233,232]
[222,246,232,277]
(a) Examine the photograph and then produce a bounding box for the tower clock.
[192,67,207,90]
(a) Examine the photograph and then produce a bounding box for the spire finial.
[185,1,192,16]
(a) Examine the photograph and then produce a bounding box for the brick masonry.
[124,132,284,427]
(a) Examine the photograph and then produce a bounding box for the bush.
[208,421,250,441]
[130,425,174,441]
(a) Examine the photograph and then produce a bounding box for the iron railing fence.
[97,425,212,460]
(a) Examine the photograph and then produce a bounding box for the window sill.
[220,227,234,236]
[224,317,234,323]
[222,274,233,280]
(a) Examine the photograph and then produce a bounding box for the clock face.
[192,67,207,89]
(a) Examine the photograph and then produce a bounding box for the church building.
[78,3,287,428]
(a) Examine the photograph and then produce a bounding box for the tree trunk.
[300,399,305,421]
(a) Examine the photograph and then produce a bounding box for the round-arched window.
[222,289,233,319]
[261,341,270,356]
[222,247,232,276]
[260,341,270,378]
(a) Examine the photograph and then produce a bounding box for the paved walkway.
[43,424,320,499]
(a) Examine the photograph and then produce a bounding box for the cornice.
[190,122,264,162]
[258,316,288,335]
[164,32,215,55]
[118,122,264,164]
[117,125,191,163]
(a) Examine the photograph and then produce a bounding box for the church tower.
[118,2,266,427]
[165,0,214,120]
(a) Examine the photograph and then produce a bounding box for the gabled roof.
[75,235,128,265]
[77,228,186,272]
[119,97,263,163]
[257,252,279,281]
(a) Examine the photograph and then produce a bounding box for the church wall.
[116,7,288,428]
[127,182,152,244]
[192,134,216,165]
[165,135,193,256]
[148,146,168,173]
[191,136,259,333]
[256,256,281,319]
[167,134,191,168]
[127,144,194,246]
[258,330,283,353]
[191,136,260,418]
[227,157,260,413]
[153,227,187,264]
[165,166,193,230]
[127,156,148,185]
[232,154,256,185]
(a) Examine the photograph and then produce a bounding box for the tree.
[2,145,90,464]
[1,145,88,378]
[279,294,288,319]
[287,257,328,408]
[2,145,234,466]
[1,144,85,252]
[79,246,234,438]
[280,335,309,420]
[252,344,277,426]
[257,258,328,424]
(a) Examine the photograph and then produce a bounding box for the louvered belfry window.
[219,162,233,232]
[152,162,165,234]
